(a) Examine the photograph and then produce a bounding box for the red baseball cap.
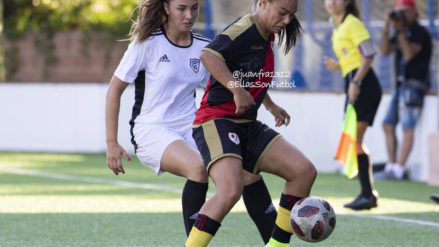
[394,0,417,9]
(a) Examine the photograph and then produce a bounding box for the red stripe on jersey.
[247,34,275,105]
[194,34,275,125]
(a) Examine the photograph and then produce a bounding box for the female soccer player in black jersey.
[186,1,317,246]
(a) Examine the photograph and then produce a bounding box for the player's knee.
[303,161,317,182]
[185,164,208,183]
[221,186,243,206]
[287,160,317,183]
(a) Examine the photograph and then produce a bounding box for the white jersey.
[114,28,211,146]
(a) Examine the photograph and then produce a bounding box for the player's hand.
[234,88,255,114]
[267,104,290,127]
[323,56,340,72]
[106,142,131,175]
[348,83,360,105]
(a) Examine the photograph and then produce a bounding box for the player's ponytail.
[345,0,360,19]
[278,14,301,55]
[129,0,170,44]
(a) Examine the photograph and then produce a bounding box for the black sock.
[358,154,374,198]
[182,180,208,236]
[270,193,304,244]
[242,176,277,244]
[185,214,221,246]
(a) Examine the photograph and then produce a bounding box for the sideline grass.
[1,152,439,246]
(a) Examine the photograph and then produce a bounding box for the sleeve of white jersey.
[114,39,149,83]
[199,68,210,88]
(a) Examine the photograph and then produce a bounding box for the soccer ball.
[290,196,336,243]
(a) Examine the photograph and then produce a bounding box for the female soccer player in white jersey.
[105,0,278,243]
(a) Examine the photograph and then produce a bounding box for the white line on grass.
[0,167,214,196]
[346,214,439,227]
[2,167,439,228]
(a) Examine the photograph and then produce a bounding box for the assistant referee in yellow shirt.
[324,0,382,210]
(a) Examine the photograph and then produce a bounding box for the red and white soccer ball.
[290,196,336,243]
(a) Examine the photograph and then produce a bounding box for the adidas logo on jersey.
[159,54,170,62]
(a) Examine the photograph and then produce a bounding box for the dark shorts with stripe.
[192,119,282,175]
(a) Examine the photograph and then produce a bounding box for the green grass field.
[1,152,439,247]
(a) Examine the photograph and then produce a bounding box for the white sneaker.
[384,162,393,174]
[392,164,405,180]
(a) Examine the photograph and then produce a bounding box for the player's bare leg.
[185,157,244,247]
[258,137,317,247]
[161,140,209,236]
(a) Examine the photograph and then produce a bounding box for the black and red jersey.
[194,14,275,125]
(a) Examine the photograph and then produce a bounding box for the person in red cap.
[380,0,432,180]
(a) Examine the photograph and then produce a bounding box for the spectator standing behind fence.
[323,0,382,210]
[380,0,432,180]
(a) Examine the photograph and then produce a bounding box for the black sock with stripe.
[185,214,221,247]
[270,194,304,244]
[182,180,208,236]
[243,176,277,244]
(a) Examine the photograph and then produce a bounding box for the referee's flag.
[335,104,358,179]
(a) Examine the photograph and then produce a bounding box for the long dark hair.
[345,0,360,19]
[253,0,302,55]
[129,0,171,44]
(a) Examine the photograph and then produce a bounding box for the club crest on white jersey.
[190,58,200,73]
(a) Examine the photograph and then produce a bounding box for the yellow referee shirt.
[332,14,371,77]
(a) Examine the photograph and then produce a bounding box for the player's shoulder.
[130,28,165,48]
[345,14,363,27]
[192,31,211,43]
[222,14,255,40]
[151,29,164,36]
[225,14,253,31]
[147,28,165,41]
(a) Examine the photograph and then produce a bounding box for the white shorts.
[134,124,197,176]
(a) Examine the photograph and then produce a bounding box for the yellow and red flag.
[335,104,358,179]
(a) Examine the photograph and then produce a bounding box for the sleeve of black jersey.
[202,34,238,62]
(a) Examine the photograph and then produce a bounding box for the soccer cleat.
[431,194,439,204]
[265,238,289,247]
[344,191,378,210]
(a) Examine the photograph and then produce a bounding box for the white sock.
[392,163,404,180]
[385,162,393,173]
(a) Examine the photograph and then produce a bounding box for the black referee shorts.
[345,68,382,126]
[192,119,281,175]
